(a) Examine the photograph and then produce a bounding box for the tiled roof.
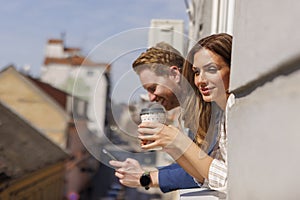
[48,39,63,44]
[26,76,68,109]
[44,55,109,68]
[64,47,80,53]
[0,102,69,182]
[25,76,89,119]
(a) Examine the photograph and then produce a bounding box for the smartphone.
[102,148,118,161]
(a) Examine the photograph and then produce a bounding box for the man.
[109,42,200,193]
[132,42,183,111]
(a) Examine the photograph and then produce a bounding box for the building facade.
[40,39,111,139]
[27,75,100,199]
[0,102,68,200]
[228,0,300,199]
[0,66,69,148]
[148,19,185,55]
[181,0,300,199]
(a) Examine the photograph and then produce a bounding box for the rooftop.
[0,101,68,184]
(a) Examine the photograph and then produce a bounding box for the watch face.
[140,173,151,186]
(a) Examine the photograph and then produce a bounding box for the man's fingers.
[115,171,124,179]
[109,160,123,168]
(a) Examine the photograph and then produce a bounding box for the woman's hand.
[138,122,187,152]
[109,158,144,188]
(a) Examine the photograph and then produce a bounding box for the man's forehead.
[139,69,159,81]
[139,70,168,84]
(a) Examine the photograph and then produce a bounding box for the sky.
[0,0,189,103]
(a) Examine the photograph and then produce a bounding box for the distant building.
[40,38,111,138]
[0,66,69,148]
[148,19,185,55]
[185,0,235,49]
[0,101,68,200]
[26,74,100,199]
[0,66,101,199]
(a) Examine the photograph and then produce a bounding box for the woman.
[138,33,232,192]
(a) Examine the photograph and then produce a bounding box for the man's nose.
[148,92,156,102]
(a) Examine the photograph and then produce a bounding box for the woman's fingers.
[138,123,165,136]
[138,127,164,135]
[138,123,184,150]
[140,140,161,150]
[138,122,161,128]
[138,133,156,141]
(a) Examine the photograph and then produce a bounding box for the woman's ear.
[169,66,181,83]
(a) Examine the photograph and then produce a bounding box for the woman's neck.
[215,100,226,111]
[215,93,230,110]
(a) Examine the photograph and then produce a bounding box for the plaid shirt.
[203,113,227,192]
[195,94,235,193]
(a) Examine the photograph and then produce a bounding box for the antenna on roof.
[61,31,66,45]
[21,64,31,75]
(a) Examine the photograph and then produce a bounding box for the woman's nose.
[195,72,207,85]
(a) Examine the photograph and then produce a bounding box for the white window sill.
[179,188,226,200]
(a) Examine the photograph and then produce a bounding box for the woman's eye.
[194,70,200,76]
[206,66,218,73]
[192,68,200,75]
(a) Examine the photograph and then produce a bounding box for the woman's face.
[192,48,230,109]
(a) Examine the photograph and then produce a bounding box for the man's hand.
[109,158,144,188]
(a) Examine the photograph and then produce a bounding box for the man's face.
[138,69,180,111]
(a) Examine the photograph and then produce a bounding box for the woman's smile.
[200,86,215,96]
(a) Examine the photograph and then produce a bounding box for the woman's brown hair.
[182,33,232,147]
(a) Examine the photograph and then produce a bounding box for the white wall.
[148,19,185,54]
[40,65,71,86]
[230,0,300,90]
[41,65,108,138]
[186,0,234,50]
[45,43,64,58]
[228,0,300,199]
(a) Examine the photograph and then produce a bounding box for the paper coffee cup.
[140,107,166,150]
[140,107,166,123]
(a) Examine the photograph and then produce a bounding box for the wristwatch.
[139,171,152,190]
